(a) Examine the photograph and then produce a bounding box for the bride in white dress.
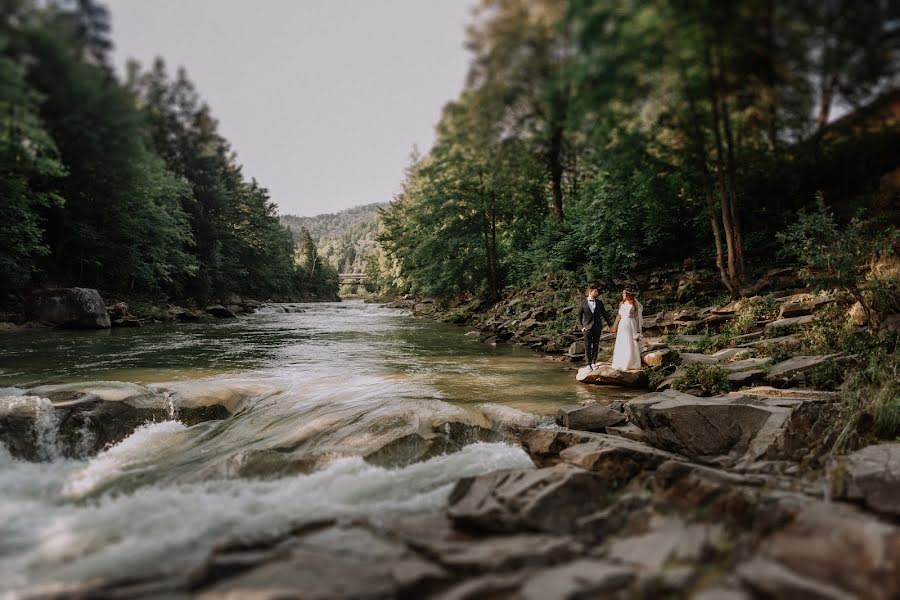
[610,290,643,370]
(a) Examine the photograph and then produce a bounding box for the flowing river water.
[0,300,633,597]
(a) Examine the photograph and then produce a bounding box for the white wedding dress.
[611,301,642,370]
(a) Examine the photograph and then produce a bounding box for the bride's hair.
[623,291,636,304]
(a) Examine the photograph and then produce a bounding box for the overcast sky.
[106,0,475,217]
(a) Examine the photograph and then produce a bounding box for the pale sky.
[106,0,476,217]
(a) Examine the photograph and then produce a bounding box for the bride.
[610,289,643,370]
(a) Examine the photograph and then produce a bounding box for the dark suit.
[577,298,612,365]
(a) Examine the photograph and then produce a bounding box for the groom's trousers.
[583,329,599,365]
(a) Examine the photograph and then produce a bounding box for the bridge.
[338,273,369,285]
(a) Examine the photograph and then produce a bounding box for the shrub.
[777,196,897,326]
[832,341,900,452]
[671,363,731,396]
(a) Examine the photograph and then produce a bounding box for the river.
[0,300,633,597]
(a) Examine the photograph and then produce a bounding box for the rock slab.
[25,287,110,328]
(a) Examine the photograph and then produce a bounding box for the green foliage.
[370,1,897,303]
[671,363,731,396]
[833,340,900,451]
[0,4,336,303]
[644,367,670,391]
[728,296,779,336]
[0,52,65,290]
[281,203,385,274]
[777,196,897,325]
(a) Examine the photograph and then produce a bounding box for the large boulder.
[831,443,900,517]
[0,394,229,461]
[25,287,110,328]
[447,464,613,534]
[624,389,825,465]
[556,404,625,431]
[519,428,680,482]
[205,304,237,318]
[576,364,648,387]
[168,305,203,322]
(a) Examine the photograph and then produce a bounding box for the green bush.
[671,363,731,396]
[777,197,897,326]
[832,342,900,451]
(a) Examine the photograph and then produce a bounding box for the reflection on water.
[0,300,635,596]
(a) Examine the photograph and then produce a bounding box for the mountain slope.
[280,203,385,273]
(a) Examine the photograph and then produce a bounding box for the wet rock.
[414,302,437,316]
[169,305,203,322]
[557,437,680,482]
[206,305,237,318]
[556,404,625,431]
[576,364,648,387]
[107,301,142,327]
[477,403,543,431]
[766,354,842,386]
[448,464,613,534]
[0,394,229,461]
[832,443,900,517]
[519,428,678,482]
[519,428,596,464]
[25,287,110,328]
[364,424,501,469]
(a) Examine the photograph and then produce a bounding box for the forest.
[0,0,337,305]
[281,203,384,274]
[370,0,899,302]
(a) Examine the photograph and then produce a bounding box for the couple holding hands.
[577,284,643,371]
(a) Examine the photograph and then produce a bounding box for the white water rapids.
[0,301,626,597]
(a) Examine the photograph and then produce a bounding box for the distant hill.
[280,203,386,273]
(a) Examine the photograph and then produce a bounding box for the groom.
[577,284,612,369]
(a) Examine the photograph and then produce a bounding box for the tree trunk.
[706,44,740,293]
[682,72,737,297]
[715,43,746,285]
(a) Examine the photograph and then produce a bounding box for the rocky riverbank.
[3,270,897,598]
[24,403,894,599]
[0,286,336,331]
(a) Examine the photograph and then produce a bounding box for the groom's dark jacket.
[578,298,612,332]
